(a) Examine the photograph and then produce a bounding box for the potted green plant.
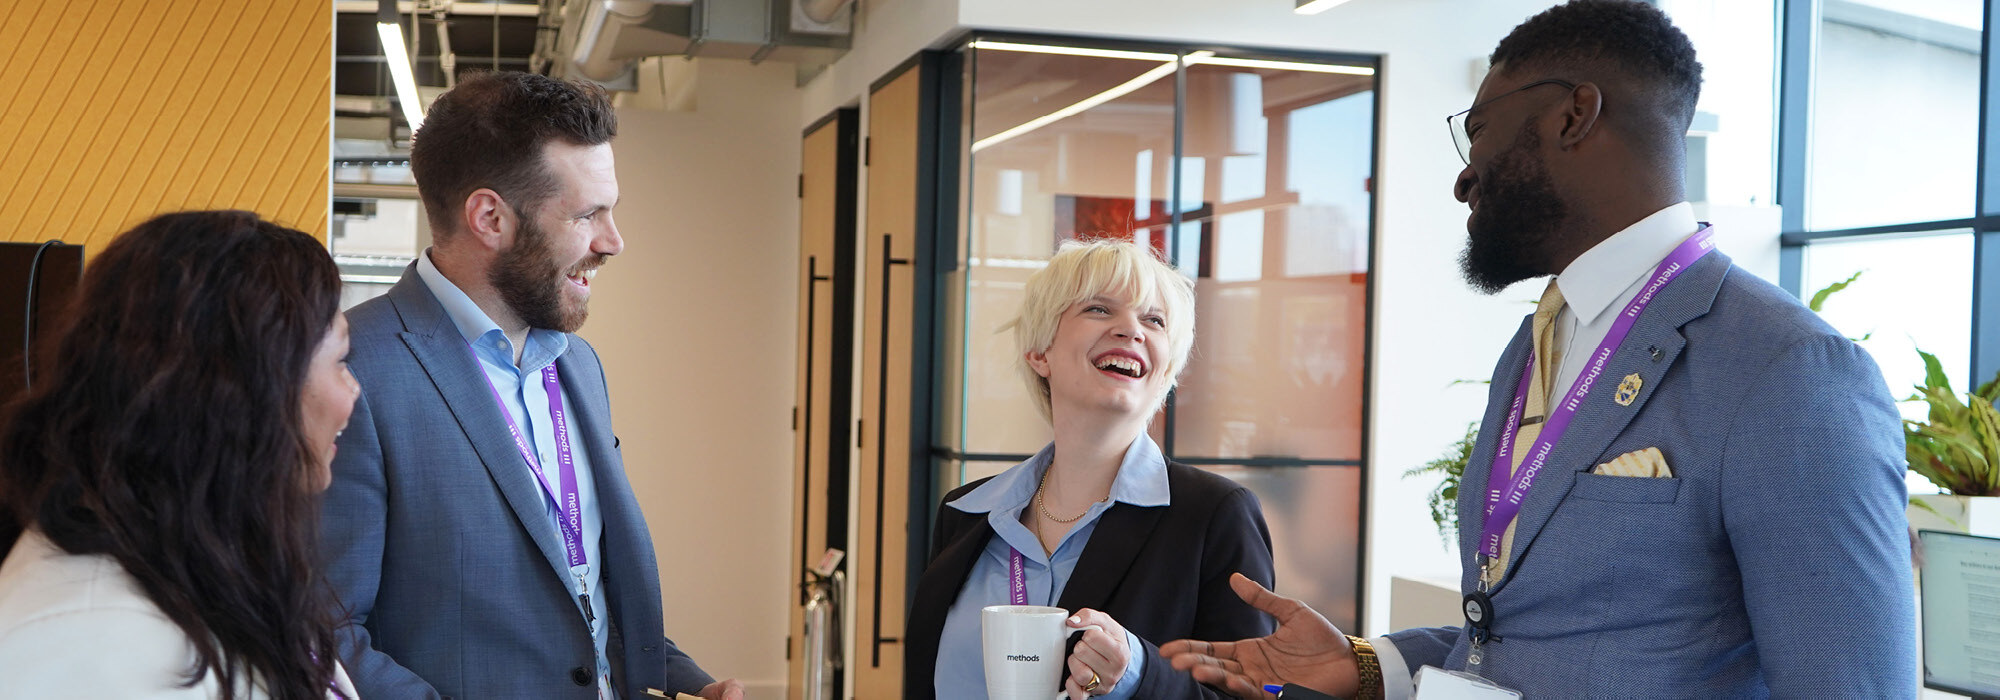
[1903,349,2000,536]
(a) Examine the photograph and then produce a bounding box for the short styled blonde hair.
[1007,239,1197,424]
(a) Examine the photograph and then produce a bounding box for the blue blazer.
[1386,252,1916,697]
[323,267,713,700]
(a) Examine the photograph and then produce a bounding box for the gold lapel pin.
[1614,373,1643,406]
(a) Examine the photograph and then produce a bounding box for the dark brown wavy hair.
[0,210,344,699]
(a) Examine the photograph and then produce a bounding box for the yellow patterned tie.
[1485,280,1565,584]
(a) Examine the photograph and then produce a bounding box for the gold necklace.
[1036,465,1107,524]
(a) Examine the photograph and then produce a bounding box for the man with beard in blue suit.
[1161,2,1915,697]
[323,72,744,700]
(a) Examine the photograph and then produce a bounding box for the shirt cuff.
[1095,630,1147,700]
[1371,636,1415,700]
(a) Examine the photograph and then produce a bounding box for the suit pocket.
[1567,472,1681,503]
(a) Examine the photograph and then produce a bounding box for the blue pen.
[1265,685,1284,696]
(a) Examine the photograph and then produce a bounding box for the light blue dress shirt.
[934,434,1171,700]
[416,251,616,698]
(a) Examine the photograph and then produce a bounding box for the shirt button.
[571,666,592,686]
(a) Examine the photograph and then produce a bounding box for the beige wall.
[583,57,803,698]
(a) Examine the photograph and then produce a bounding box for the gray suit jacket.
[324,267,713,700]
[1386,252,1916,697]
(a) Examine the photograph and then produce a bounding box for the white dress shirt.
[1544,202,1701,412]
[1373,202,1702,699]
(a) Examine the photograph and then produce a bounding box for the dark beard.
[1458,126,1569,295]
[490,214,597,333]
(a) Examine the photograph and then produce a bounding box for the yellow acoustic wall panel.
[0,0,330,250]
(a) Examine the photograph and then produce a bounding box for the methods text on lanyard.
[1008,548,1029,605]
[476,351,596,632]
[1478,228,1715,580]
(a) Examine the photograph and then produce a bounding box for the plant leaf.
[1808,271,1863,313]
[1909,496,1963,529]
[1973,399,2000,494]
[1906,432,1959,493]
[1919,383,1969,426]
[1977,368,2000,403]
[1920,348,1955,394]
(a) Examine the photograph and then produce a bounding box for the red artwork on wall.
[1054,195,1173,259]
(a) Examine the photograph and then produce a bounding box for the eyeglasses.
[1446,78,1577,165]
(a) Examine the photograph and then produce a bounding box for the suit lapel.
[1057,504,1166,613]
[558,349,633,532]
[387,272,572,575]
[557,347,662,628]
[1495,252,1730,590]
[1459,315,1534,588]
[909,514,993,686]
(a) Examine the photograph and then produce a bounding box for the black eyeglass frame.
[1446,78,1578,164]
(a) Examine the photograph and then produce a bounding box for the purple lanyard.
[1479,228,1715,566]
[471,345,597,630]
[1008,548,1029,605]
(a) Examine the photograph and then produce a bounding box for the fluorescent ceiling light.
[967,40,1178,62]
[972,51,1213,153]
[1188,55,1375,76]
[1294,0,1356,14]
[377,21,425,131]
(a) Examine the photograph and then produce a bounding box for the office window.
[1802,231,1975,409]
[1777,0,1998,497]
[938,36,1378,631]
[1807,0,1981,230]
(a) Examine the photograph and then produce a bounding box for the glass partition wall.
[933,36,1378,630]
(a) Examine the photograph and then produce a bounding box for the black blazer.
[903,462,1277,700]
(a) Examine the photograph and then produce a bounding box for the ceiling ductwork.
[551,0,852,89]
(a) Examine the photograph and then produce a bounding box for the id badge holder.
[1412,665,1522,700]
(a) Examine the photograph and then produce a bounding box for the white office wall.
[585,57,803,698]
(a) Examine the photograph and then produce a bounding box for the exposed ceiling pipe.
[433,5,456,87]
[547,0,848,90]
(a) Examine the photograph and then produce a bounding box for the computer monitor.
[1920,529,2000,699]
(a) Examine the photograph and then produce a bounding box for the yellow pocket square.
[1594,447,1672,477]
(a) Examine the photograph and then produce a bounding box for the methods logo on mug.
[1006,654,1041,662]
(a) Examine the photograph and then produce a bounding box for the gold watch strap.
[1345,635,1382,700]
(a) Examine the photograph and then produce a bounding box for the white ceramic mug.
[981,605,1102,700]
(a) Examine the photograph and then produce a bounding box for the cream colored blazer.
[0,529,358,699]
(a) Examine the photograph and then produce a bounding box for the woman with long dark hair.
[0,210,359,699]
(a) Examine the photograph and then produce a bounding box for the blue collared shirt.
[934,434,1171,700]
[416,251,615,697]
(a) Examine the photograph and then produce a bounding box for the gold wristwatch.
[1345,635,1382,700]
